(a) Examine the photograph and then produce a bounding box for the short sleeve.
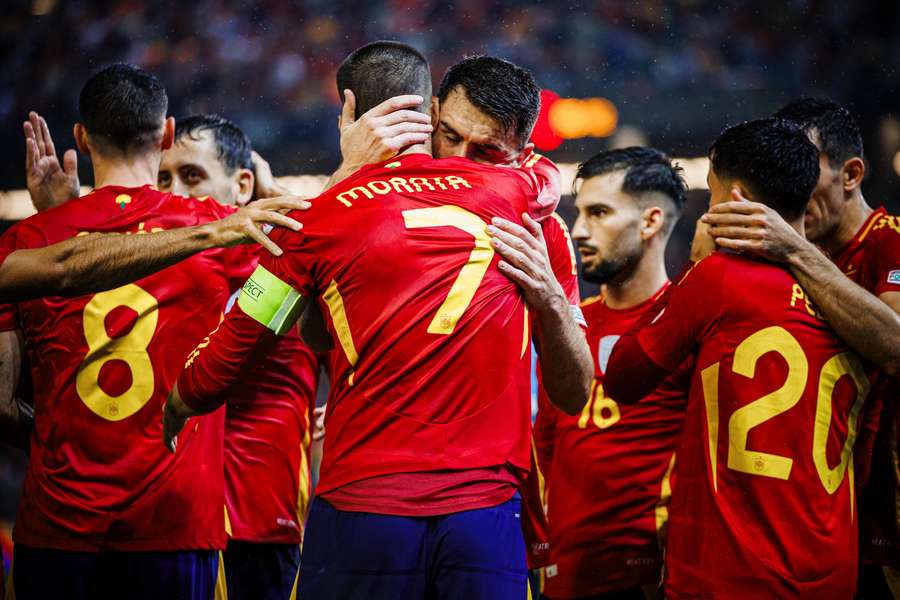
[635,256,725,372]
[518,151,561,220]
[871,226,900,296]
[0,226,26,331]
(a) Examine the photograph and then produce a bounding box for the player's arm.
[488,213,592,415]
[0,330,29,451]
[606,257,721,404]
[324,91,433,189]
[703,195,900,375]
[0,196,309,303]
[299,302,334,353]
[164,264,311,451]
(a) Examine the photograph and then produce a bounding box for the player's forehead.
[575,171,629,208]
[164,129,222,171]
[439,88,516,149]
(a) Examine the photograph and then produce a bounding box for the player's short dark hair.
[175,114,253,174]
[78,63,168,156]
[773,98,864,168]
[336,41,431,120]
[577,147,687,235]
[709,118,819,221]
[437,56,540,149]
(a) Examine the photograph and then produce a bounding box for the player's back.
[0,185,238,551]
[665,251,871,599]
[263,154,536,495]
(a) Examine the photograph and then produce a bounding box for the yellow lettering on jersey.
[390,177,414,193]
[789,283,823,320]
[873,215,900,236]
[335,175,473,208]
[336,185,374,207]
[367,180,392,195]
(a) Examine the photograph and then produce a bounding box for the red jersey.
[177,154,552,515]
[607,252,873,599]
[222,285,319,544]
[538,286,689,597]
[830,206,900,566]
[0,185,253,551]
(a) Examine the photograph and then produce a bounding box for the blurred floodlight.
[549,97,618,139]
[32,0,56,15]
[894,150,900,176]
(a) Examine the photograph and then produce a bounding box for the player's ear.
[430,96,439,129]
[73,123,91,157]
[842,156,865,193]
[161,117,175,151]
[641,206,665,240]
[235,168,254,207]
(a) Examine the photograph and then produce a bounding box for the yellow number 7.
[403,206,495,335]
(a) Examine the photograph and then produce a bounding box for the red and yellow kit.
[606,252,874,599]
[178,154,558,514]
[537,286,689,597]
[830,206,900,566]
[0,185,253,551]
[223,326,318,544]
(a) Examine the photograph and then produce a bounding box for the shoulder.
[864,210,900,253]
[166,192,236,221]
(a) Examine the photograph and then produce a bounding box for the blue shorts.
[12,544,219,600]
[299,496,529,600]
[223,540,300,600]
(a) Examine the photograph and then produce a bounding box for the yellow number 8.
[75,284,158,421]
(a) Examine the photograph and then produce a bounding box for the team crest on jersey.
[597,335,620,374]
[888,270,900,284]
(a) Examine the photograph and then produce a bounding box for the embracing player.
[0,64,303,599]
[537,148,689,599]
[606,118,874,599]
[703,99,900,596]
[158,114,319,600]
[165,41,591,600]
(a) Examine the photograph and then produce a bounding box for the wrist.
[785,237,819,273]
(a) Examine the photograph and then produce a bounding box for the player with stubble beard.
[536,148,691,600]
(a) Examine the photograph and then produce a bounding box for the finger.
[497,260,534,288]
[700,212,759,226]
[24,126,37,171]
[246,223,284,256]
[312,430,325,442]
[489,218,542,251]
[714,237,759,253]
[368,94,425,118]
[29,112,45,157]
[521,213,545,243]
[378,109,434,127]
[40,116,56,158]
[377,121,434,139]
[63,149,78,176]
[706,201,763,215]
[488,226,539,257]
[492,236,540,274]
[385,132,431,151]
[254,195,312,212]
[730,187,751,203]
[341,89,357,127]
[706,226,764,240]
[254,210,303,232]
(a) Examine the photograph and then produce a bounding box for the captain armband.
[237,265,305,335]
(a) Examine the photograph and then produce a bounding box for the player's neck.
[397,140,432,158]
[91,153,161,190]
[820,192,874,256]
[603,252,668,310]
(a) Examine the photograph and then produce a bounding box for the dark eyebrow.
[439,120,461,138]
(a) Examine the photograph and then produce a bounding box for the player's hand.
[338,90,433,171]
[23,111,80,211]
[488,213,568,314]
[251,151,291,200]
[163,402,188,454]
[313,404,326,441]
[207,195,311,256]
[701,188,809,262]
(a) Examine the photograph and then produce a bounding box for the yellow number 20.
[75,284,158,421]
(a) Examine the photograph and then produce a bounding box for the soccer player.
[165,41,590,600]
[331,55,585,570]
[605,118,874,599]
[537,148,689,600]
[0,64,273,599]
[159,114,319,600]
[702,98,900,597]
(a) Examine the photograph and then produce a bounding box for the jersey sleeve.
[518,151,562,221]
[544,213,582,318]
[871,226,900,296]
[533,381,558,482]
[0,224,34,332]
[606,257,724,404]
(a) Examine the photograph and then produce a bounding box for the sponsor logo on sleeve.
[888,270,900,284]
